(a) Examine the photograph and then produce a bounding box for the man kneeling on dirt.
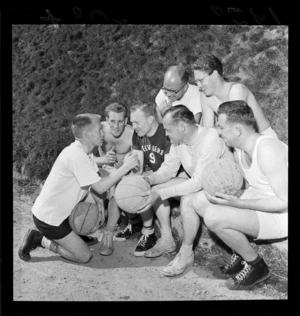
[187,101,288,290]
[18,113,139,263]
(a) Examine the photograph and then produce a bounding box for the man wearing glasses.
[155,63,202,124]
[192,53,277,138]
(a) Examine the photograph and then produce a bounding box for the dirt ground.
[13,179,288,302]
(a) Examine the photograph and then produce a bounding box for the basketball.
[202,158,244,197]
[114,174,151,213]
[69,202,102,235]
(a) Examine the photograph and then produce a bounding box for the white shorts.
[240,189,288,240]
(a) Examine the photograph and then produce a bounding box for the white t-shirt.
[155,83,202,116]
[32,140,101,226]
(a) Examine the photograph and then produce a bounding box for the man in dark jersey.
[114,102,174,257]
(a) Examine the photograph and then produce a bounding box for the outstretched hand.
[136,189,160,214]
[204,191,239,206]
[123,151,140,171]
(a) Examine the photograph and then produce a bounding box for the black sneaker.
[79,235,98,246]
[18,229,43,261]
[225,256,270,291]
[113,223,142,241]
[133,232,157,257]
[213,253,244,279]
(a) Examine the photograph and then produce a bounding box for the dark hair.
[163,104,195,125]
[71,113,101,138]
[167,63,189,83]
[192,53,223,76]
[218,100,257,130]
[130,102,157,118]
[104,102,127,118]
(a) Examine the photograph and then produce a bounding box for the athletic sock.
[246,254,261,265]
[141,225,154,236]
[160,227,173,241]
[41,237,58,253]
[179,243,193,256]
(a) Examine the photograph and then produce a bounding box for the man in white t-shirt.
[18,113,139,264]
[155,63,202,124]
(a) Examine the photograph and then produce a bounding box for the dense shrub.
[12,25,288,181]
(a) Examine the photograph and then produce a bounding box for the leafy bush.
[12,25,288,181]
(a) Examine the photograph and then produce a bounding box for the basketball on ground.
[69,202,101,235]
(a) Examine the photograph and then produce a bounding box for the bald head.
[163,63,189,87]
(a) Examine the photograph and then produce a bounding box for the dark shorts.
[33,214,72,240]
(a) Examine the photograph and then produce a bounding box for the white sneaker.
[144,238,176,258]
[161,251,194,277]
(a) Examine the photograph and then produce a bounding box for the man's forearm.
[92,165,130,195]
[231,196,287,213]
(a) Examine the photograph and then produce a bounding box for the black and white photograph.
[6,4,291,309]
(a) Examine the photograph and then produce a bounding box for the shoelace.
[138,234,148,247]
[235,261,252,282]
[223,254,240,271]
[120,224,132,235]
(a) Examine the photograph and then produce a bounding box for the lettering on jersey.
[141,145,165,156]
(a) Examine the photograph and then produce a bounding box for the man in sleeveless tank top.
[189,100,287,290]
[192,53,278,138]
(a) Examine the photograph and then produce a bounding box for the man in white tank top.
[192,53,278,138]
[189,100,287,290]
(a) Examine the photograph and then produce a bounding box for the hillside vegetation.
[12,24,288,182]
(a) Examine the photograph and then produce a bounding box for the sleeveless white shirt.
[236,135,288,198]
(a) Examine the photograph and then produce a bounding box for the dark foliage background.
[12,24,288,182]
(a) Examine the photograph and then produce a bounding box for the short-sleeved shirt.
[132,123,171,172]
[155,83,202,116]
[32,140,100,226]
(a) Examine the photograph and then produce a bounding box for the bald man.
[155,63,202,124]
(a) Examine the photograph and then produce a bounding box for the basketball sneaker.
[18,228,43,261]
[133,232,157,257]
[212,253,244,279]
[225,255,270,290]
[113,223,142,241]
[144,237,176,258]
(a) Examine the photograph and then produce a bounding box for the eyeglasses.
[161,82,187,95]
[194,70,213,85]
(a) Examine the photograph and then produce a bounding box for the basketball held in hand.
[114,174,151,213]
[202,158,244,197]
[69,202,102,235]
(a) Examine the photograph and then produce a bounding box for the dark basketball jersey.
[132,124,171,172]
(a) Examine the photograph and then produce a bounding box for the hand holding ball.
[202,158,244,197]
[114,174,151,213]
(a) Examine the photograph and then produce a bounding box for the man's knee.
[203,206,223,231]
[77,250,93,263]
[180,194,195,215]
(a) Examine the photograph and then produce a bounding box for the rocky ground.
[12,178,288,303]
